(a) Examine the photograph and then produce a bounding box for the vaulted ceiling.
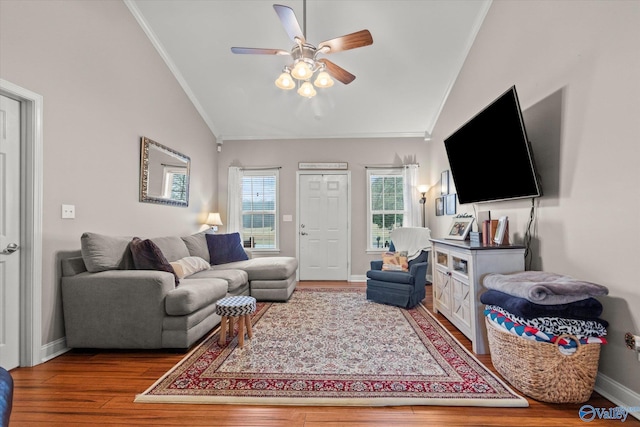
[125,0,491,142]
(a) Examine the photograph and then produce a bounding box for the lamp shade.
[205,212,223,226]
[291,61,312,80]
[297,81,317,98]
[418,185,430,194]
[314,71,334,88]
[275,72,295,90]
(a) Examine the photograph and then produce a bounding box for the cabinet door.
[451,276,471,332]
[433,267,451,313]
[450,253,471,334]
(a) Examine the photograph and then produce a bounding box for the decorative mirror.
[139,137,190,207]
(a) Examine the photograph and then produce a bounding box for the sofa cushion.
[130,237,179,286]
[150,236,191,262]
[366,269,414,285]
[190,268,249,294]
[170,256,210,279]
[165,278,228,316]
[80,232,133,273]
[181,231,210,263]
[211,257,298,281]
[206,232,249,265]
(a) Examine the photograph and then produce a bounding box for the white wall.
[426,0,640,400]
[216,137,429,277]
[0,1,218,345]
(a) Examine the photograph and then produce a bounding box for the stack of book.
[481,219,509,245]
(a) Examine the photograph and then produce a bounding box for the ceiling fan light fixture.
[314,71,334,88]
[297,81,317,98]
[275,71,295,90]
[291,60,313,80]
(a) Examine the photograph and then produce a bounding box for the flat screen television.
[444,86,542,204]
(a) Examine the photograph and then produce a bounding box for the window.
[241,169,279,250]
[162,166,188,202]
[367,169,405,251]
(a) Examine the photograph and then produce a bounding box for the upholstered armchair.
[366,227,432,309]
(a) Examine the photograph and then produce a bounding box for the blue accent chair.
[0,367,13,427]
[366,246,430,309]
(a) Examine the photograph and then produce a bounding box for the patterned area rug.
[136,288,528,406]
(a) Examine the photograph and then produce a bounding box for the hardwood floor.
[7,282,636,426]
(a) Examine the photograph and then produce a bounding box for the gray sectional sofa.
[61,231,298,350]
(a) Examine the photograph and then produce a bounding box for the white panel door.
[0,95,21,369]
[299,173,349,280]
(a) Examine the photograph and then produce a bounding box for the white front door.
[298,173,349,280]
[0,95,21,369]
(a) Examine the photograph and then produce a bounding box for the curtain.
[226,166,242,234]
[403,164,421,227]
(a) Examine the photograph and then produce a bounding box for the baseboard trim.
[349,275,367,283]
[40,337,70,363]
[594,372,640,421]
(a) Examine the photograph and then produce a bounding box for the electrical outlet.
[61,204,75,219]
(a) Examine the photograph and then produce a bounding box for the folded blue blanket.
[480,290,603,320]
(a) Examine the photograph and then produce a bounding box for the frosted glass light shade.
[297,81,316,98]
[314,71,334,88]
[275,72,295,90]
[291,61,312,80]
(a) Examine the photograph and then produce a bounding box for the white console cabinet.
[431,238,525,354]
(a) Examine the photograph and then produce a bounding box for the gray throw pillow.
[80,232,133,273]
[181,231,210,263]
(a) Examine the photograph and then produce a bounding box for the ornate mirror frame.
[139,136,190,207]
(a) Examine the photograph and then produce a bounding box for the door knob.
[2,243,19,255]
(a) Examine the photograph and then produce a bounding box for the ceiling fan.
[231,3,373,98]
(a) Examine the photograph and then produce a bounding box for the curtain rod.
[364,164,419,169]
[239,166,282,171]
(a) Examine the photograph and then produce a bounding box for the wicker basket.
[485,318,601,403]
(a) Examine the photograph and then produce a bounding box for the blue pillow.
[206,232,249,265]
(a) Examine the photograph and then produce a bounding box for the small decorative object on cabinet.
[444,216,474,240]
[431,238,525,354]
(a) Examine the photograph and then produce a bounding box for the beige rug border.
[135,290,529,407]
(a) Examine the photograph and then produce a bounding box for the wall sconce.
[205,212,223,232]
[418,185,430,228]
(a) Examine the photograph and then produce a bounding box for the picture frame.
[493,216,509,244]
[445,217,474,240]
[441,170,449,195]
[435,197,444,216]
[445,193,457,215]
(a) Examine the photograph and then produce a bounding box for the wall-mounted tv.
[444,86,542,204]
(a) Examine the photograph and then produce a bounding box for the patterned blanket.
[485,307,606,355]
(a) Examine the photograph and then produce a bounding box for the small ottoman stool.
[215,296,256,348]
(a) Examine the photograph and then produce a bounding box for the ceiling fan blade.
[231,47,290,56]
[317,59,356,85]
[318,29,373,53]
[273,4,305,44]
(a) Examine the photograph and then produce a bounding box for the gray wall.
[425,0,640,399]
[1,1,218,345]
[216,137,428,278]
